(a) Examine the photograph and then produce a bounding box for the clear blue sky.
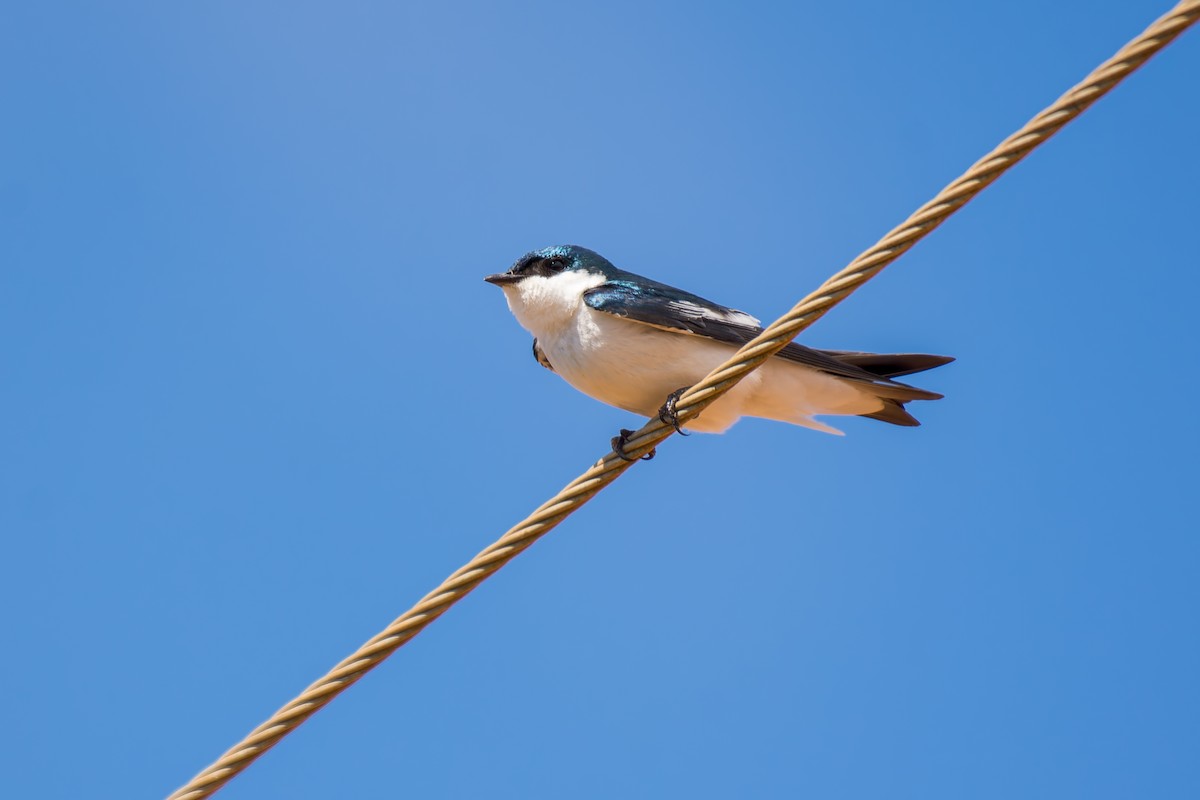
[3,2,1198,798]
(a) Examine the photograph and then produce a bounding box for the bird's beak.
[484,272,522,286]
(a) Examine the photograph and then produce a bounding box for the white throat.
[500,269,608,338]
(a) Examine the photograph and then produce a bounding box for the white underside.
[500,270,887,434]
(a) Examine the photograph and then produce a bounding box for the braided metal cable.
[167,3,1200,797]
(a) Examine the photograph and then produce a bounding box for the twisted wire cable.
[167,3,1200,797]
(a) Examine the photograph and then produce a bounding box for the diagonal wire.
[167,2,1200,797]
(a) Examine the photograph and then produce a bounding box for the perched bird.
[485,245,951,447]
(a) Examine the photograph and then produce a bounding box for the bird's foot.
[657,387,691,435]
[611,428,655,462]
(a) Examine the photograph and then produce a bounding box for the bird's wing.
[582,279,934,388]
[531,338,555,372]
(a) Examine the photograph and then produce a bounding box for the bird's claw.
[658,387,691,435]
[611,428,655,462]
[611,386,691,460]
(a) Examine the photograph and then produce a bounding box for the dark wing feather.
[582,280,940,392]
[582,279,763,338]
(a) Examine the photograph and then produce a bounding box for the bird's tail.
[819,350,955,427]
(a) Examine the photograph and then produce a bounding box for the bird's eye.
[545,256,567,272]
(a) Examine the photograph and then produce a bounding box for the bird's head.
[485,245,616,335]
[484,244,616,287]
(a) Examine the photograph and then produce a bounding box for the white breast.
[498,271,745,427]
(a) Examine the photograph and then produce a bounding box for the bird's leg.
[611,385,692,461]
[657,387,691,436]
[611,428,655,462]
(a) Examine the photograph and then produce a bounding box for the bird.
[485,245,951,453]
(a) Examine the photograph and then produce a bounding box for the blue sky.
[3,2,1198,798]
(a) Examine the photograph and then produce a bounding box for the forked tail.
[819,350,955,427]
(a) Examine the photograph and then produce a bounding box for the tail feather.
[819,351,955,379]
[861,399,922,427]
[868,380,944,403]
